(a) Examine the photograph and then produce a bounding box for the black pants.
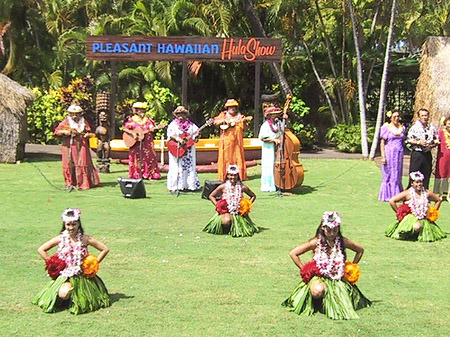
[409,151,432,189]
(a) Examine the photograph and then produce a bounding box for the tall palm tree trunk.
[347,0,369,158]
[240,0,291,97]
[369,0,399,160]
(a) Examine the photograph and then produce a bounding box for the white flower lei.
[67,116,86,133]
[313,237,345,280]
[407,187,429,220]
[57,230,88,278]
[224,180,242,215]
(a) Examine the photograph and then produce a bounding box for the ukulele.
[167,118,214,157]
[122,123,166,148]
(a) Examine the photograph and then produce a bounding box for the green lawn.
[0,157,449,337]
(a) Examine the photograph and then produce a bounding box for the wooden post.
[253,62,261,136]
[110,61,117,138]
[182,61,188,107]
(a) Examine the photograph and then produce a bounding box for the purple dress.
[379,123,406,201]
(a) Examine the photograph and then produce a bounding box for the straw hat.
[173,105,189,115]
[224,99,239,107]
[263,106,281,117]
[67,104,83,114]
[132,102,148,109]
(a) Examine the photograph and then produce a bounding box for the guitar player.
[123,102,163,180]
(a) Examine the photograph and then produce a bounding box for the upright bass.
[274,94,304,191]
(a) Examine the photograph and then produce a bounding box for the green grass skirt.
[385,214,447,242]
[282,277,371,320]
[203,213,259,237]
[32,274,110,314]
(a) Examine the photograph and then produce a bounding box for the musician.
[53,104,101,190]
[213,99,252,181]
[123,102,161,180]
[166,106,201,193]
[258,106,282,192]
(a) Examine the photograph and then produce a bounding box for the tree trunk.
[240,0,291,97]
[347,0,369,158]
[369,0,398,160]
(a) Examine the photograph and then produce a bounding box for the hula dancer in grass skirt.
[33,208,110,314]
[203,165,258,237]
[282,211,371,320]
[386,171,446,242]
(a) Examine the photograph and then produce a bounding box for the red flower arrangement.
[215,199,229,215]
[300,260,322,283]
[45,254,67,280]
[396,204,411,221]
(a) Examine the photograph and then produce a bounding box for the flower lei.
[407,187,429,220]
[175,118,193,133]
[131,114,149,126]
[67,116,86,133]
[387,122,404,136]
[57,230,88,278]
[444,130,450,150]
[267,119,280,133]
[224,180,242,215]
[313,237,345,280]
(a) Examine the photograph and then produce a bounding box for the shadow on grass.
[110,293,135,304]
[279,184,318,195]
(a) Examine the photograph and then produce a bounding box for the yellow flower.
[82,254,99,278]
[343,262,360,284]
[426,206,439,222]
[239,198,253,216]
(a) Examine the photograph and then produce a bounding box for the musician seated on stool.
[166,106,201,193]
[123,102,162,180]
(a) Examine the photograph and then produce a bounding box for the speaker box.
[201,180,223,200]
[117,177,146,199]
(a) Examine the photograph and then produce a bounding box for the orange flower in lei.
[82,254,99,278]
[343,262,360,284]
[426,206,439,222]
[239,198,253,216]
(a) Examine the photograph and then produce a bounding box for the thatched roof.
[0,73,34,116]
[414,36,450,126]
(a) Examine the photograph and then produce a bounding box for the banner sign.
[86,36,282,62]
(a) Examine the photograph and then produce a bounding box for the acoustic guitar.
[122,124,166,148]
[167,118,213,157]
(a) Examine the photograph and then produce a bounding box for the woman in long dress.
[379,110,406,201]
[258,106,282,192]
[53,104,100,190]
[282,211,371,320]
[433,115,450,201]
[166,106,201,193]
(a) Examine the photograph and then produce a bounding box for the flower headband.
[61,208,81,223]
[227,164,239,175]
[409,171,424,182]
[321,211,341,228]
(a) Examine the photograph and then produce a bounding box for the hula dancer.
[386,171,446,242]
[33,208,110,314]
[282,211,371,320]
[203,165,258,237]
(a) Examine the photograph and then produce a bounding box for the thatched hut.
[414,36,450,126]
[0,74,34,162]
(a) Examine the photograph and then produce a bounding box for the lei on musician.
[213,99,252,181]
[258,106,282,192]
[123,102,162,180]
[203,165,259,237]
[33,208,110,314]
[282,211,371,320]
[53,104,101,190]
[166,106,201,193]
[386,171,446,242]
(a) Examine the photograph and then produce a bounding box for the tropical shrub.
[326,123,375,153]
[27,88,65,144]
